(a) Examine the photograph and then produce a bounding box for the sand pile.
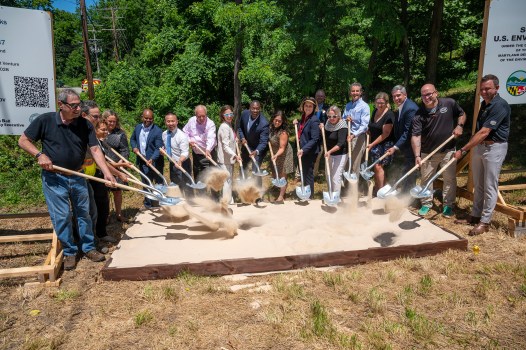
[234,178,261,204]
[203,167,230,191]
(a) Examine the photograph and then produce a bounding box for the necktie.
[166,131,172,156]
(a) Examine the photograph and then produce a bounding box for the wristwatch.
[460,148,467,156]
[35,152,43,158]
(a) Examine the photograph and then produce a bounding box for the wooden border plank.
[0,234,53,243]
[0,212,49,220]
[102,238,468,281]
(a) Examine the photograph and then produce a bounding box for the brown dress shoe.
[454,216,481,225]
[468,222,490,236]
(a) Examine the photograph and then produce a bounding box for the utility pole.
[80,0,94,99]
[110,7,120,62]
[89,29,101,76]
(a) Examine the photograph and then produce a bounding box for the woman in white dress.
[216,105,240,203]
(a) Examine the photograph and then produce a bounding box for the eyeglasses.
[224,113,234,117]
[421,91,436,99]
[90,114,101,119]
[328,115,338,119]
[63,102,81,109]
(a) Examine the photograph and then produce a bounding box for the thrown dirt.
[234,178,262,204]
[203,167,230,192]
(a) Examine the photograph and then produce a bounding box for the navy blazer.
[237,110,269,158]
[130,123,164,168]
[299,114,320,156]
[394,98,418,153]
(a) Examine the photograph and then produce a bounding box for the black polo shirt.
[24,111,98,170]
[412,98,465,153]
[477,94,510,142]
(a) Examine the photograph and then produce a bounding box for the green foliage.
[0,136,45,210]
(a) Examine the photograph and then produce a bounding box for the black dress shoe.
[454,216,481,225]
[468,222,490,236]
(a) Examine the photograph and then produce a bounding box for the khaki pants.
[419,150,456,207]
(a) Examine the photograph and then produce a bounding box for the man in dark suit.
[386,85,419,193]
[237,100,269,183]
[130,108,164,208]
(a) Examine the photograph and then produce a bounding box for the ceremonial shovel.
[360,152,390,181]
[243,144,269,177]
[159,148,206,190]
[52,166,182,206]
[110,148,156,189]
[267,142,287,188]
[377,134,455,199]
[320,128,340,206]
[293,123,311,201]
[134,151,170,194]
[410,157,457,198]
[342,119,358,183]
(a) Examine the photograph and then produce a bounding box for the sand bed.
[103,198,466,280]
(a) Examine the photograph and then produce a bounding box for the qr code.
[14,76,50,108]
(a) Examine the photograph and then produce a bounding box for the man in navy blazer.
[386,85,419,193]
[130,108,164,208]
[238,100,269,183]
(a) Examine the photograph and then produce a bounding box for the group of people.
[17,73,510,271]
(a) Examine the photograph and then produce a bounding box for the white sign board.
[0,6,56,135]
[483,0,526,104]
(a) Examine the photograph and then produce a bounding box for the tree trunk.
[400,0,410,88]
[425,0,444,84]
[233,0,242,123]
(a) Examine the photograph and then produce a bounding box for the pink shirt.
[182,116,217,154]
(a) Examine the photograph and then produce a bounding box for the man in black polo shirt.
[18,89,116,270]
[411,83,466,217]
[453,74,510,236]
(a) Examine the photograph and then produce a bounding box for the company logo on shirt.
[506,70,526,97]
[439,107,448,114]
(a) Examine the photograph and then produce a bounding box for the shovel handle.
[110,147,149,180]
[105,155,141,183]
[192,143,218,166]
[243,143,257,162]
[393,134,457,187]
[235,142,244,166]
[426,156,457,185]
[294,123,305,188]
[365,133,370,164]
[159,147,184,171]
[134,150,166,181]
[52,165,147,194]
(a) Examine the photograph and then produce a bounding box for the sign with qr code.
[0,6,56,135]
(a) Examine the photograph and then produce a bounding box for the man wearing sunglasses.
[411,84,466,217]
[18,89,115,270]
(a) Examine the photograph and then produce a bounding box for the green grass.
[54,289,80,302]
[134,309,153,327]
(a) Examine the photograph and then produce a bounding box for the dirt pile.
[203,167,230,192]
[234,178,261,204]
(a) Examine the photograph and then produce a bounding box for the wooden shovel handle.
[192,143,218,166]
[134,150,165,179]
[52,165,144,194]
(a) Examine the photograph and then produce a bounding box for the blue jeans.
[42,171,95,256]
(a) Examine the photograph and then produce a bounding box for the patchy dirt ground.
[1,184,525,350]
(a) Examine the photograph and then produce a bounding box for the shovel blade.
[272,177,287,188]
[343,171,359,182]
[360,169,374,181]
[377,184,396,199]
[295,184,311,201]
[252,169,269,177]
[410,185,432,199]
[159,197,183,206]
[154,184,168,194]
[188,181,206,190]
[323,191,341,206]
